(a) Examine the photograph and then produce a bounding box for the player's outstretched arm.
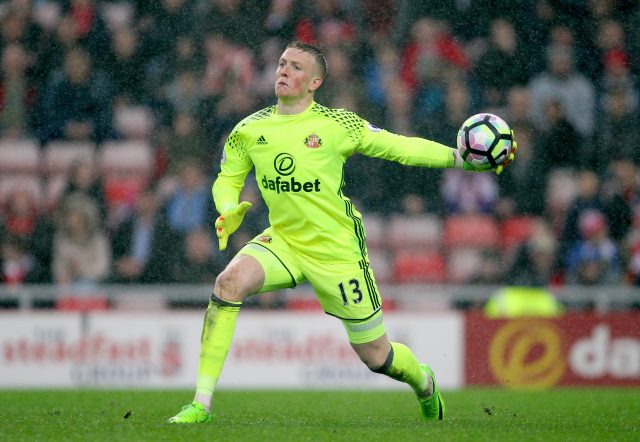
[214,201,252,251]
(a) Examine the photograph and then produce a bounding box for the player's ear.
[308,76,323,92]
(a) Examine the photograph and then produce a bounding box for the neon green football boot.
[167,402,212,424]
[418,364,445,421]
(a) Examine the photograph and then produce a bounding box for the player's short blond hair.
[286,41,327,79]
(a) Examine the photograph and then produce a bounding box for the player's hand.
[494,131,518,175]
[215,201,252,251]
[462,161,493,172]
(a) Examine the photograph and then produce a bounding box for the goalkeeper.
[169,41,516,424]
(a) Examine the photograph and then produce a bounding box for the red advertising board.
[465,311,640,387]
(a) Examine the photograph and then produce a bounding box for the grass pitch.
[0,388,638,441]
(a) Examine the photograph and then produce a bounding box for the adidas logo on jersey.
[257,135,268,145]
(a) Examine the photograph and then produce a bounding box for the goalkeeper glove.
[214,201,252,251]
[460,130,518,175]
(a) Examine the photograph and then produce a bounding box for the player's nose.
[280,64,291,75]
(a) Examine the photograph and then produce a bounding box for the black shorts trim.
[324,306,382,322]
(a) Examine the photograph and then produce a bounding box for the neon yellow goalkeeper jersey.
[212,101,455,263]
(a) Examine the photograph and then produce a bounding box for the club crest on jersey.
[304,133,322,149]
[257,235,272,244]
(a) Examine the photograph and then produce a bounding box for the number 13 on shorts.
[338,279,363,305]
[307,260,382,321]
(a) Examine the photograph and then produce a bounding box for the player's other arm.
[211,131,254,250]
[358,123,515,174]
[358,125,459,168]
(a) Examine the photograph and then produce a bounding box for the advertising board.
[0,311,463,389]
[465,311,640,387]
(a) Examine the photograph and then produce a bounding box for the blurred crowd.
[1,0,640,292]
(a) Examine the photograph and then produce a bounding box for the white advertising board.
[0,311,463,389]
[224,311,463,389]
[0,312,202,388]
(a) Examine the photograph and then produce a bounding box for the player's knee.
[214,268,248,302]
[214,259,263,302]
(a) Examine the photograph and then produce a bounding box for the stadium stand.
[387,214,443,251]
[43,141,97,176]
[446,248,485,284]
[0,175,43,210]
[0,0,638,290]
[113,105,154,140]
[499,215,537,251]
[392,249,447,284]
[0,139,40,175]
[443,214,499,249]
[98,140,154,176]
[367,247,393,283]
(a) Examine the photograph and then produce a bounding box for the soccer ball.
[457,113,513,168]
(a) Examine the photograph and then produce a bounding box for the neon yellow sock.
[194,296,241,400]
[386,342,429,396]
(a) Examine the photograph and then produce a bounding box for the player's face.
[275,48,321,99]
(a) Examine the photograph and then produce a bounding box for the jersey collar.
[274,100,316,117]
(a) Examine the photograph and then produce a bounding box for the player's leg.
[169,231,303,423]
[304,258,444,421]
[349,328,445,421]
[350,330,429,395]
[168,253,263,424]
[192,254,264,409]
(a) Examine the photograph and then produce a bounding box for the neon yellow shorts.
[239,228,385,344]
